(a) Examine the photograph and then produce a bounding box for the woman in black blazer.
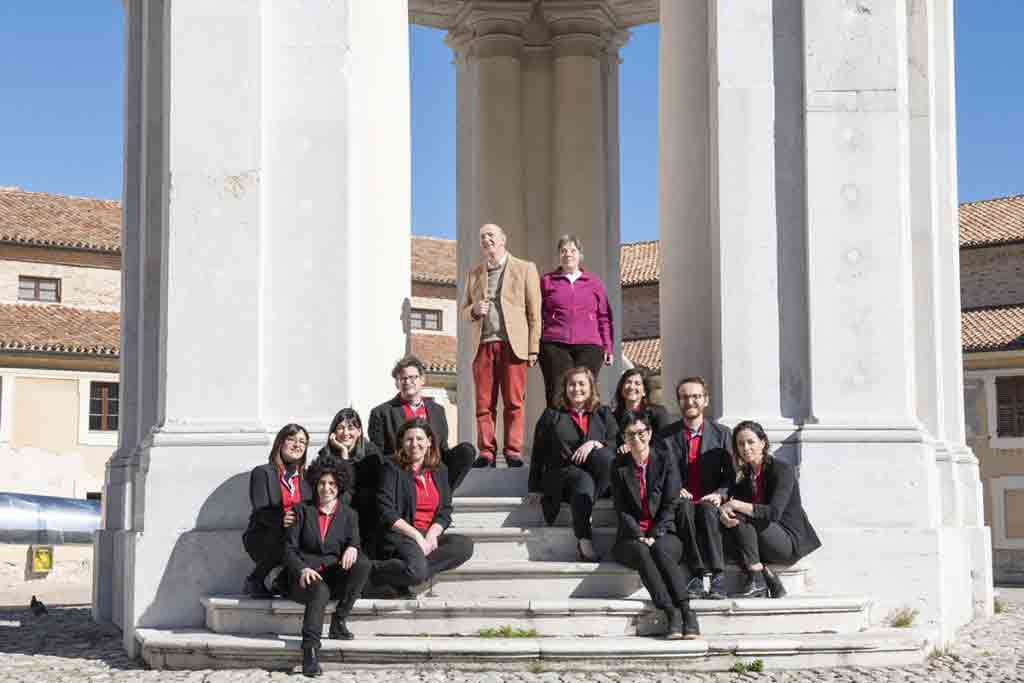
[242,423,313,598]
[372,418,474,597]
[284,456,371,677]
[311,408,387,558]
[719,420,821,599]
[610,414,699,639]
[528,366,617,561]
[612,368,670,452]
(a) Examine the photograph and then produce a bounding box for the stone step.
[137,627,934,672]
[457,468,531,497]
[203,594,872,638]
[427,560,809,600]
[451,496,617,529]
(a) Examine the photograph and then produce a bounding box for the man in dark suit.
[368,355,477,492]
[658,376,734,599]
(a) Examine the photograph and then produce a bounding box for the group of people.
[240,222,821,677]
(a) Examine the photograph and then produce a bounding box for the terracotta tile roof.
[410,333,457,374]
[620,240,660,286]
[623,337,663,372]
[960,194,1024,249]
[0,187,121,253]
[411,236,456,285]
[961,304,1024,353]
[0,303,120,356]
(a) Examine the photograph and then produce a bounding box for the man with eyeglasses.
[658,376,734,600]
[368,355,477,492]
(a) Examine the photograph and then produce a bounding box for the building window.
[996,376,1024,437]
[18,276,61,302]
[410,308,443,331]
[89,382,119,431]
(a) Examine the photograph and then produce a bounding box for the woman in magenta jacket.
[539,234,615,407]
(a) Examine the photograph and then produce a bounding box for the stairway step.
[203,595,871,638]
[427,560,809,600]
[451,497,617,529]
[456,468,531,497]
[137,627,933,671]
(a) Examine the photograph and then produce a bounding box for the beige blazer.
[460,254,542,361]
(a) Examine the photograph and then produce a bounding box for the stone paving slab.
[0,588,1022,682]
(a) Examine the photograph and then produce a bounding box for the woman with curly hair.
[371,418,474,597]
[242,423,313,598]
[284,455,371,677]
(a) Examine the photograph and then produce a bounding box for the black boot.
[328,612,354,640]
[682,607,701,640]
[707,571,728,600]
[664,608,683,640]
[301,644,322,677]
[762,566,787,599]
[733,570,768,598]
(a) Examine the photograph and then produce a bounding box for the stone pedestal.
[96,0,412,654]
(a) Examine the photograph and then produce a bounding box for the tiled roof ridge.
[959,193,1024,207]
[0,186,122,205]
[0,303,120,356]
[962,302,1024,313]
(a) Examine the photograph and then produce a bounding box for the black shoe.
[328,613,354,640]
[664,608,684,640]
[505,455,524,468]
[707,572,727,600]
[270,571,289,598]
[302,645,322,677]
[682,608,700,639]
[685,575,706,600]
[242,575,272,598]
[762,567,787,599]
[733,571,768,598]
[473,455,494,469]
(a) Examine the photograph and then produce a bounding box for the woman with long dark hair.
[612,368,670,452]
[311,408,386,557]
[242,423,313,597]
[610,413,699,639]
[372,418,474,597]
[527,366,617,561]
[719,420,821,598]
[284,456,371,677]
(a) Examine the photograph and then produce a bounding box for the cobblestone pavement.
[1,589,1023,682]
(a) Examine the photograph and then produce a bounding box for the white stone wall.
[0,260,120,310]
[961,244,1024,309]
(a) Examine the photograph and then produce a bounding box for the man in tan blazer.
[460,223,542,468]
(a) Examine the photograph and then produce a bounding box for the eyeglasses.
[679,394,705,402]
[284,436,308,447]
[624,428,649,440]
[398,375,422,384]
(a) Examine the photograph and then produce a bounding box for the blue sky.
[0,3,1020,243]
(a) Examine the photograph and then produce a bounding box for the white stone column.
[101,0,411,653]
[658,0,713,400]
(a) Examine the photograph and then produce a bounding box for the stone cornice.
[410,0,659,30]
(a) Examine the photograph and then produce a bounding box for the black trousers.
[538,342,605,408]
[351,489,379,559]
[542,449,614,540]
[676,499,726,574]
[725,517,797,568]
[288,554,372,648]
[442,443,477,492]
[373,531,474,588]
[242,525,285,584]
[612,535,691,610]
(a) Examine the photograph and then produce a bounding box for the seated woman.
[242,423,313,597]
[719,420,821,598]
[610,414,699,639]
[284,456,371,677]
[528,366,617,561]
[312,408,387,557]
[372,418,474,596]
[612,368,670,453]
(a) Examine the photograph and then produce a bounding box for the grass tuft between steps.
[478,625,540,638]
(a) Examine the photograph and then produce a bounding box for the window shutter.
[996,377,1024,437]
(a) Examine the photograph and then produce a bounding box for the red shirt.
[570,409,590,437]
[317,501,338,542]
[402,400,428,422]
[683,424,703,499]
[752,468,766,505]
[412,468,441,532]
[278,469,303,512]
[635,462,652,534]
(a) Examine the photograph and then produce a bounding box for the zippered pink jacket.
[539,269,614,354]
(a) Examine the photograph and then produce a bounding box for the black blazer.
[729,458,821,561]
[376,460,454,533]
[658,418,734,498]
[528,405,619,493]
[314,439,388,499]
[612,403,671,449]
[368,395,451,456]
[610,444,680,541]
[283,501,361,575]
[245,463,313,535]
